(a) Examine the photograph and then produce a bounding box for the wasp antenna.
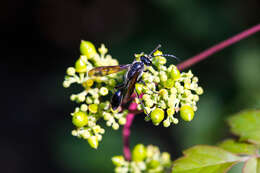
[159,54,180,61]
[148,44,162,57]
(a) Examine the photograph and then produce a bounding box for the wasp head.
[140,55,152,66]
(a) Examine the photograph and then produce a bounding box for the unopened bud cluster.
[63,41,127,148]
[134,51,203,126]
[112,144,172,173]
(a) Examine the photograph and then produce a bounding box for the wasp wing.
[88,64,130,77]
[123,70,141,103]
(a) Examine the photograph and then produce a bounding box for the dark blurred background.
[1,0,260,172]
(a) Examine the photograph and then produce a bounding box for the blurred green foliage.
[54,1,260,172]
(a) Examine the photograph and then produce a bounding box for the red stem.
[122,23,260,160]
[122,113,135,161]
[177,24,260,70]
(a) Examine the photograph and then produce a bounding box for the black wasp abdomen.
[111,89,123,110]
[127,62,144,80]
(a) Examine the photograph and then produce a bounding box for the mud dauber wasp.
[88,44,178,114]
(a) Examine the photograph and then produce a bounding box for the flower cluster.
[134,51,203,127]
[63,41,203,148]
[112,144,172,173]
[63,41,128,148]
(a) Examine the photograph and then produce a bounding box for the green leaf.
[227,110,260,145]
[218,139,258,155]
[172,145,242,173]
[243,157,260,173]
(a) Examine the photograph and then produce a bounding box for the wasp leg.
[134,89,151,117]
[138,79,158,94]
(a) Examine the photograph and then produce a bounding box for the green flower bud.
[132,144,147,162]
[183,90,192,98]
[196,87,204,95]
[103,112,111,121]
[152,50,163,65]
[164,79,175,89]
[145,115,151,121]
[92,93,99,99]
[167,107,175,116]
[144,107,151,115]
[81,130,91,139]
[172,117,179,124]
[158,100,167,109]
[180,105,194,121]
[184,78,191,84]
[80,104,88,112]
[163,119,170,127]
[154,76,160,83]
[135,83,143,95]
[187,70,193,78]
[158,56,167,65]
[176,85,184,93]
[161,152,171,166]
[96,134,102,141]
[170,66,180,80]
[170,87,177,94]
[193,95,199,102]
[147,66,157,75]
[154,50,163,56]
[100,87,109,96]
[142,94,150,101]
[70,94,77,101]
[82,79,94,88]
[160,65,167,71]
[106,121,112,127]
[159,71,167,82]
[72,111,88,127]
[148,159,160,169]
[77,94,86,102]
[145,99,154,108]
[88,136,99,149]
[134,97,140,104]
[98,44,108,55]
[159,89,168,100]
[86,96,93,104]
[71,130,78,136]
[192,105,198,111]
[89,104,98,113]
[112,155,125,167]
[119,117,126,125]
[108,79,116,87]
[93,125,101,133]
[63,81,70,88]
[100,128,105,134]
[66,67,76,76]
[112,123,119,130]
[80,40,97,58]
[151,108,165,126]
[93,99,100,105]
[184,82,191,89]
[110,59,118,66]
[167,98,175,108]
[137,104,142,111]
[75,58,87,73]
[192,76,199,83]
